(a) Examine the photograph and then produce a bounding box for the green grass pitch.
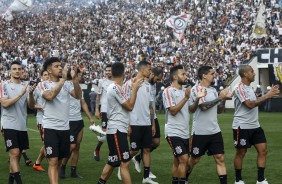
[0,110,281,184]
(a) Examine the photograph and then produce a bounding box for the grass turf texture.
[0,110,281,184]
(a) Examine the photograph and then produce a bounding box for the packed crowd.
[0,0,281,87]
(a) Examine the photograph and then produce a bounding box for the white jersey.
[106,83,128,134]
[124,79,153,126]
[97,78,113,113]
[190,84,221,135]
[34,86,44,125]
[69,84,82,121]
[0,80,29,131]
[39,80,74,130]
[233,82,259,129]
[163,86,191,139]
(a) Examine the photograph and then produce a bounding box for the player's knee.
[152,140,160,148]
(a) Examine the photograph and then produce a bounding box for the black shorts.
[130,125,152,151]
[44,128,70,159]
[191,132,224,157]
[37,124,44,141]
[106,130,131,167]
[101,112,108,129]
[153,118,161,138]
[69,120,84,144]
[166,136,189,157]
[233,127,266,149]
[2,129,29,152]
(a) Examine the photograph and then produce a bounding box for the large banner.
[2,0,33,21]
[165,14,190,41]
[257,48,282,64]
[250,3,267,40]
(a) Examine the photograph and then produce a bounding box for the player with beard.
[38,57,82,184]
[0,61,36,184]
[132,67,163,179]
[187,66,233,184]
[232,65,280,184]
[94,64,113,161]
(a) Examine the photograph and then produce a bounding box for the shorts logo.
[108,155,118,162]
[240,139,246,146]
[102,122,106,127]
[131,142,137,149]
[193,147,200,155]
[123,152,130,160]
[46,147,53,155]
[70,135,74,142]
[6,139,12,147]
[175,146,182,154]
[234,140,238,146]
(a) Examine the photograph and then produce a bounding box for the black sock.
[172,177,178,184]
[95,141,103,151]
[135,154,142,162]
[71,166,77,174]
[235,169,242,182]
[219,175,227,184]
[98,178,106,184]
[257,167,265,182]
[179,177,186,184]
[13,172,22,184]
[144,167,150,179]
[61,164,66,170]
[186,169,191,181]
[8,173,14,184]
[35,163,40,166]
[22,152,29,161]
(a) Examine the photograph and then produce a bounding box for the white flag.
[2,0,33,21]
[250,3,267,40]
[166,14,190,41]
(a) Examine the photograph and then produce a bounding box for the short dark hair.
[43,57,60,71]
[197,66,213,80]
[10,61,21,68]
[40,69,47,76]
[170,65,184,80]
[238,65,251,78]
[137,61,151,71]
[106,63,112,68]
[112,62,124,77]
[151,67,163,76]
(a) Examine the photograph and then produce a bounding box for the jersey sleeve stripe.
[238,83,247,101]
[39,82,45,92]
[0,83,2,98]
[165,87,173,106]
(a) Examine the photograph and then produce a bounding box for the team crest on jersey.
[123,152,130,160]
[240,139,246,146]
[70,135,74,142]
[131,142,137,149]
[193,147,200,155]
[46,147,53,155]
[175,146,182,154]
[6,139,12,147]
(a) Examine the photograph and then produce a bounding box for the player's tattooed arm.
[42,79,66,101]
[199,98,222,111]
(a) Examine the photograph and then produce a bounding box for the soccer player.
[188,65,233,184]
[38,57,81,184]
[94,64,113,161]
[132,67,163,179]
[232,65,280,184]
[97,62,143,184]
[0,61,36,184]
[162,65,202,184]
[124,61,158,184]
[60,71,95,178]
[32,70,49,172]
